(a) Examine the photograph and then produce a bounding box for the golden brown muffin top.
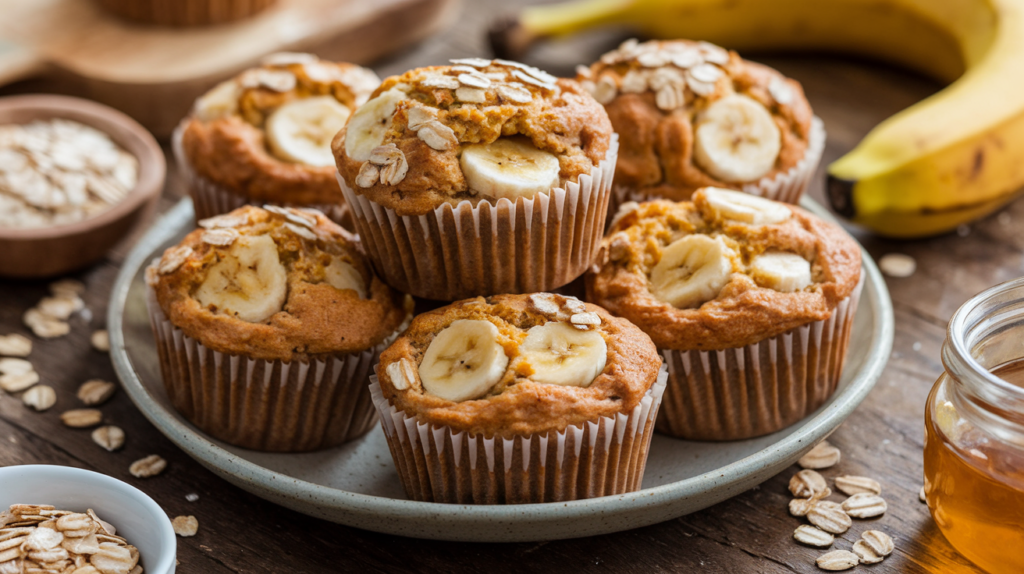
[376,293,661,437]
[147,205,412,362]
[181,53,380,205]
[332,59,613,216]
[578,39,814,201]
[585,188,861,351]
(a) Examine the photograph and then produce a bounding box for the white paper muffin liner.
[657,274,863,441]
[608,117,825,223]
[145,284,383,452]
[338,136,619,301]
[172,123,352,229]
[369,362,667,504]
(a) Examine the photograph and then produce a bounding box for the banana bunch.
[491,0,1024,238]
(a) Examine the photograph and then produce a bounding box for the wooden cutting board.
[0,0,459,136]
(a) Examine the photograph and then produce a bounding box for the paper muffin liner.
[172,124,353,229]
[657,273,863,441]
[338,136,618,301]
[145,285,382,452]
[608,117,825,223]
[94,0,275,26]
[369,363,667,504]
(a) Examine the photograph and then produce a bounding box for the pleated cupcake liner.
[369,363,667,504]
[146,284,383,452]
[94,0,276,26]
[656,274,863,441]
[608,116,826,223]
[338,136,619,301]
[172,123,353,229]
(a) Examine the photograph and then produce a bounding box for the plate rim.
[109,198,893,539]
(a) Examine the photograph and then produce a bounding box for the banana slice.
[194,80,240,121]
[324,255,366,299]
[650,235,735,309]
[520,321,607,388]
[751,251,812,292]
[460,137,561,200]
[194,234,288,323]
[702,187,791,225]
[343,88,406,162]
[693,94,781,183]
[418,319,509,402]
[266,96,351,167]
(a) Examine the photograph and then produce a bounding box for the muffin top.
[578,39,813,201]
[180,53,380,205]
[376,293,660,437]
[332,59,613,216]
[147,205,411,362]
[585,188,861,351]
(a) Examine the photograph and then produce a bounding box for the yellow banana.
[492,0,1024,238]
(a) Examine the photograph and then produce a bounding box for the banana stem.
[520,0,635,37]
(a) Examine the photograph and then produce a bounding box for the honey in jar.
[924,278,1024,574]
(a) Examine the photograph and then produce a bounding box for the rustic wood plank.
[0,0,1007,571]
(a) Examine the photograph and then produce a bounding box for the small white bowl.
[0,465,176,574]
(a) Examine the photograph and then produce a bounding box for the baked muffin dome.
[333,59,613,216]
[586,188,861,350]
[376,293,660,437]
[578,39,815,201]
[180,53,380,207]
[147,204,410,362]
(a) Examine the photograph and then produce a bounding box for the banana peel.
[490,0,1024,238]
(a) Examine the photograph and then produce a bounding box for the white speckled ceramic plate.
[109,198,893,543]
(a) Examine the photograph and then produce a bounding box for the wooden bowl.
[0,95,165,278]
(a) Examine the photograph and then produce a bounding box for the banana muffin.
[371,293,667,504]
[176,52,380,225]
[578,39,824,210]
[332,58,618,300]
[146,205,412,451]
[586,188,861,440]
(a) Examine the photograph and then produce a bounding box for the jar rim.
[944,276,1024,402]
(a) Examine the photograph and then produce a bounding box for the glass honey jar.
[924,277,1024,573]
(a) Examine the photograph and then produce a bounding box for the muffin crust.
[586,190,861,350]
[333,59,613,216]
[147,205,411,362]
[376,294,661,437]
[181,54,380,205]
[579,39,813,201]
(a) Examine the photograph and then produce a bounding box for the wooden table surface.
[0,1,1002,572]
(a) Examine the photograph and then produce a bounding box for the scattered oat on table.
[799,440,841,470]
[842,493,888,518]
[834,475,881,496]
[129,455,166,478]
[92,425,125,452]
[171,516,199,537]
[21,385,55,411]
[185,494,199,503]
[0,119,139,229]
[807,501,852,534]
[0,334,31,357]
[816,549,860,571]
[879,253,916,278]
[790,469,828,498]
[60,408,103,428]
[77,379,116,406]
[91,329,110,352]
[0,370,39,393]
[793,524,834,548]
